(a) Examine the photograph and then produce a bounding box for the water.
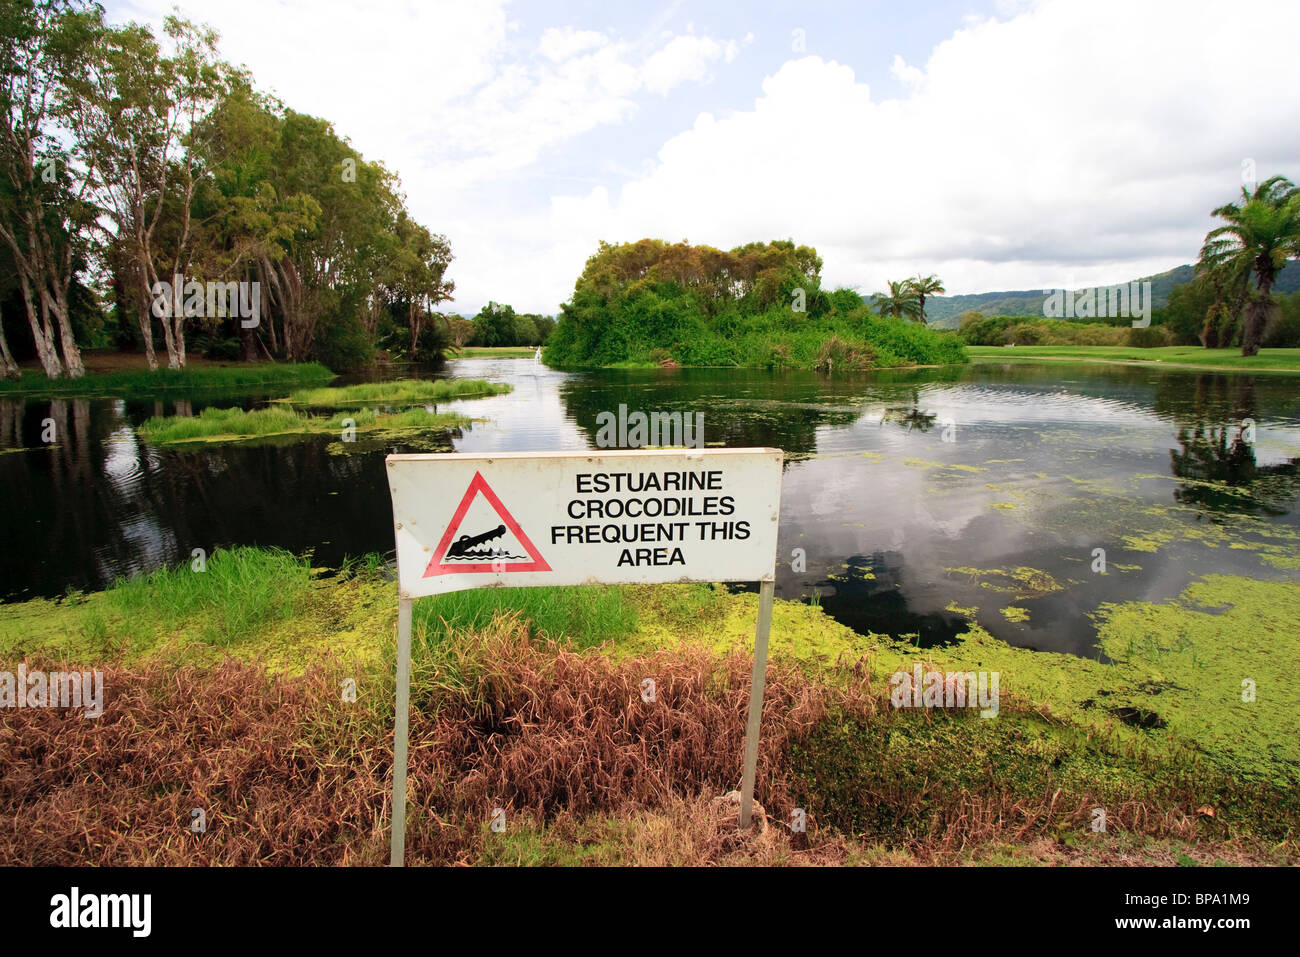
[3,359,1298,658]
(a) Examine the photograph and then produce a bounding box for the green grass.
[137,404,470,445]
[453,346,538,358]
[966,345,1300,372]
[2,545,1296,862]
[414,585,638,653]
[99,546,316,649]
[284,378,512,407]
[0,362,335,396]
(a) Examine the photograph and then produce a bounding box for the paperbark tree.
[66,14,226,370]
[0,0,100,378]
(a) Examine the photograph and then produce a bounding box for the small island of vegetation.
[542,239,965,370]
[138,377,511,447]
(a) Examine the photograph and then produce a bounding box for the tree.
[65,13,231,369]
[194,80,314,362]
[1199,175,1300,356]
[443,314,474,348]
[472,301,515,346]
[2,5,458,376]
[909,274,945,325]
[871,279,920,320]
[531,314,556,343]
[0,0,100,378]
[1161,277,1216,346]
[387,211,453,358]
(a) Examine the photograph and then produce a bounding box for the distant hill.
[913,261,1300,328]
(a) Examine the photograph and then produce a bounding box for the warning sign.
[424,472,551,576]
[384,446,785,864]
[386,448,783,598]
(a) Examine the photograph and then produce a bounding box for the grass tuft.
[137,405,469,445]
[101,546,316,648]
[285,378,512,407]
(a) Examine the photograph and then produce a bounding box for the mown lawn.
[966,345,1300,372]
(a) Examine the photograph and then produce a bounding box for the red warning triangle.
[423,471,551,577]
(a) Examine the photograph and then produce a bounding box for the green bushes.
[960,314,1170,348]
[1128,325,1175,348]
[544,239,965,369]
[1263,291,1300,348]
[314,310,378,372]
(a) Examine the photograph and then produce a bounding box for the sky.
[106,0,1300,317]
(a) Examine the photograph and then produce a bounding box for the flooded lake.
[3,358,1298,658]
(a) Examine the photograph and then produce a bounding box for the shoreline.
[966,346,1300,374]
[3,547,1294,866]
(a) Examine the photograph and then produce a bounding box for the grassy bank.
[453,346,538,358]
[133,377,511,448]
[967,345,1300,373]
[284,378,512,407]
[137,405,471,446]
[1,547,1294,865]
[0,359,335,396]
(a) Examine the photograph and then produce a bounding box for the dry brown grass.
[1,627,1293,866]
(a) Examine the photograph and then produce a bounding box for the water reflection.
[1170,424,1300,515]
[1,360,1297,660]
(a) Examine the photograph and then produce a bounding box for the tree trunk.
[17,268,62,378]
[137,298,158,370]
[44,285,85,378]
[158,298,181,370]
[239,321,256,362]
[41,231,86,377]
[1201,304,1221,348]
[1241,262,1272,357]
[135,270,158,371]
[0,321,19,379]
[170,313,186,370]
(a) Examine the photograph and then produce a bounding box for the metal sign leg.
[739,579,775,829]
[391,596,413,866]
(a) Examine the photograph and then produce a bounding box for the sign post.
[390,596,412,867]
[385,448,783,864]
[738,579,775,829]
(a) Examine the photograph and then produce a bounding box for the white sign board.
[385,448,783,598]
[383,445,784,864]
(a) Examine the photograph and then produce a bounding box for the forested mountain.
[919,261,1300,327]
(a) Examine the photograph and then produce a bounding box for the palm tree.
[872,279,920,321]
[1199,176,1300,356]
[909,274,945,325]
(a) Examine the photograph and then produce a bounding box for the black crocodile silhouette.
[446,524,507,558]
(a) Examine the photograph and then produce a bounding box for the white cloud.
[107,0,748,313]
[546,0,1300,298]
[889,54,923,90]
[642,34,727,95]
[538,26,608,62]
[105,0,1300,314]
